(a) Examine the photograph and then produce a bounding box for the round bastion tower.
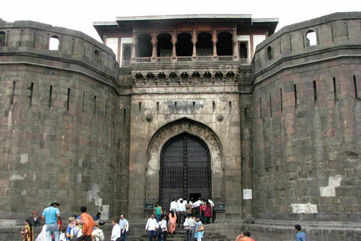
[252,12,361,222]
[0,20,127,219]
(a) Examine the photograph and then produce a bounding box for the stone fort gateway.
[0,11,361,241]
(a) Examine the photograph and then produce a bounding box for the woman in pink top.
[168,211,177,235]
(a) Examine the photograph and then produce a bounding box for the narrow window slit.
[174,102,177,110]
[93,96,97,114]
[138,102,142,112]
[259,98,262,118]
[156,102,159,112]
[49,85,53,108]
[123,108,127,122]
[10,81,16,105]
[333,77,337,102]
[212,101,216,112]
[353,75,358,99]
[229,101,232,112]
[280,88,283,112]
[29,82,34,106]
[293,84,298,108]
[67,88,71,111]
[82,91,85,112]
[244,107,248,118]
[313,80,317,103]
[192,101,196,109]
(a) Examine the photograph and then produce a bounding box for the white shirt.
[119,218,129,232]
[170,201,178,211]
[111,224,121,241]
[192,200,202,208]
[92,227,105,241]
[208,199,215,207]
[71,225,82,238]
[176,200,186,212]
[145,218,159,231]
[183,217,196,229]
[59,232,66,241]
[158,219,167,232]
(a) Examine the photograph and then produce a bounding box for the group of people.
[21,201,105,241]
[142,197,214,241]
[21,200,307,241]
[110,214,129,241]
[154,197,215,227]
[145,213,204,241]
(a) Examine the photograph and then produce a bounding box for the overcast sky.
[2,0,361,42]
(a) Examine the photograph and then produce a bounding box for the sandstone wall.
[252,12,361,221]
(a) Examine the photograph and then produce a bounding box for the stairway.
[127,224,232,241]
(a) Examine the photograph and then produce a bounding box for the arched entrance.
[160,133,211,207]
[145,118,224,209]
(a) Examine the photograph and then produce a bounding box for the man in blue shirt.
[42,201,60,241]
[295,224,307,241]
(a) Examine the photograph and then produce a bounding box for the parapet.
[0,20,120,90]
[253,12,361,82]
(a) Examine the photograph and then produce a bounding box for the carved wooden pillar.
[233,27,239,60]
[171,32,177,61]
[192,29,197,60]
[131,32,137,63]
[151,33,158,62]
[212,30,218,59]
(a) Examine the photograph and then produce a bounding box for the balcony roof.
[94,14,278,38]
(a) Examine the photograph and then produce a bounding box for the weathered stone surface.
[1,12,361,241]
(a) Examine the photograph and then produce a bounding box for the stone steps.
[126,228,231,241]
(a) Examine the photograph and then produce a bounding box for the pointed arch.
[145,118,224,204]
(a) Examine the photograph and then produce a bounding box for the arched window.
[267,46,273,60]
[135,73,144,80]
[196,32,212,56]
[306,30,317,47]
[49,36,60,51]
[0,31,6,47]
[176,33,192,56]
[157,33,172,57]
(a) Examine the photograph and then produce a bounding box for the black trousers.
[77,235,92,241]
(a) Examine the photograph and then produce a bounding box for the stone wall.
[252,12,361,221]
[0,20,123,219]
[126,78,245,219]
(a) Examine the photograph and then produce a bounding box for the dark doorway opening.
[176,33,193,56]
[160,133,211,208]
[217,32,233,56]
[196,32,212,56]
[189,193,202,202]
[136,34,152,57]
[157,33,172,57]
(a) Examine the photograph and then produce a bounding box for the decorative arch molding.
[145,118,224,203]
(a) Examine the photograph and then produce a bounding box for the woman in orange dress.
[168,211,177,235]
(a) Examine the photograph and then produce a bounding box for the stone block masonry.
[0,11,361,241]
